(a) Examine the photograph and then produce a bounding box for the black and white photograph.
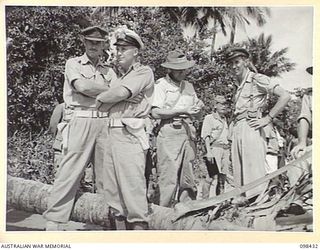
[5,5,314,235]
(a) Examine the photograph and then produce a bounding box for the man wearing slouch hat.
[151,50,203,207]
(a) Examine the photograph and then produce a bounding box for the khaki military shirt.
[234,70,278,115]
[152,74,201,110]
[108,62,154,118]
[63,53,117,108]
[201,112,229,145]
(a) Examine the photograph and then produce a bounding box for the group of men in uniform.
[44,24,301,230]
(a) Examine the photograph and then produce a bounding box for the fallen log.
[7,150,312,231]
[7,176,111,228]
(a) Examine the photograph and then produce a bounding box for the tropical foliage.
[7,6,304,183]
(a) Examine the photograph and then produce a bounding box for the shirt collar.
[120,62,141,78]
[165,74,183,89]
[80,53,104,67]
[212,112,225,122]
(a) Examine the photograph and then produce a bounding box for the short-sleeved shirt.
[108,62,154,118]
[63,53,117,108]
[152,74,200,110]
[234,70,278,115]
[298,94,312,126]
[201,113,229,145]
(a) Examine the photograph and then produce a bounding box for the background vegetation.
[6,6,308,184]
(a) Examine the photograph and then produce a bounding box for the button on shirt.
[63,53,117,108]
[107,62,155,118]
[234,70,277,115]
[152,74,200,110]
[201,113,229,145]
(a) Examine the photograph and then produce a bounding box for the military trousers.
[156,122,197,207]
[97,126,149,223]
[43,116,108,223]
[231,119,268,198]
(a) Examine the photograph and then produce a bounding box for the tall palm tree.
[227,7,271,44]
[244,33,295,76]
[161,7,227,60]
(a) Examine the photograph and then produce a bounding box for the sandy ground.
[6,206,105,231]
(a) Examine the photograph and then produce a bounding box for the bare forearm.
[297,118,309,145]
[151,107,187,119]
[73,79,109,98]
[269,92,291,118]
[96,86,131,104]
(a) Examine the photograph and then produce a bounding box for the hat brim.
[113,40,140,48]
[84,37,106,42]
[226,53,249,61]
[161,60,195,70]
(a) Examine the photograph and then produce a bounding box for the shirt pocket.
[80,66,95,79]
[163,90,180,108]
[210,125,223,140]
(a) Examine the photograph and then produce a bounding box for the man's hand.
[96,91,109,103]
[248,116,271,130]
[291,142,307,159]
[186,106,201,116]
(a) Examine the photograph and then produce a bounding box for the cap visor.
[84,37,106,42]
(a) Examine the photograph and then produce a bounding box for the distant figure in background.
[291,66,313,159]
[201,95,232,198]
[49,103,65,170]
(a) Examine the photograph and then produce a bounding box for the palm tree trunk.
[210,19,217,61]
[230,17,236,44]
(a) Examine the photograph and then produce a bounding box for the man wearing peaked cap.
[151,49,203,207]
[95,27,154,230]
[226,47,250,61]
[226,46,291,198]
[113,27,144,49]
[291,66,313,160]
[81,26,108,41]
[43,26,117,231]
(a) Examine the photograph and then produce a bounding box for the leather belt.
[73,110,109,118]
